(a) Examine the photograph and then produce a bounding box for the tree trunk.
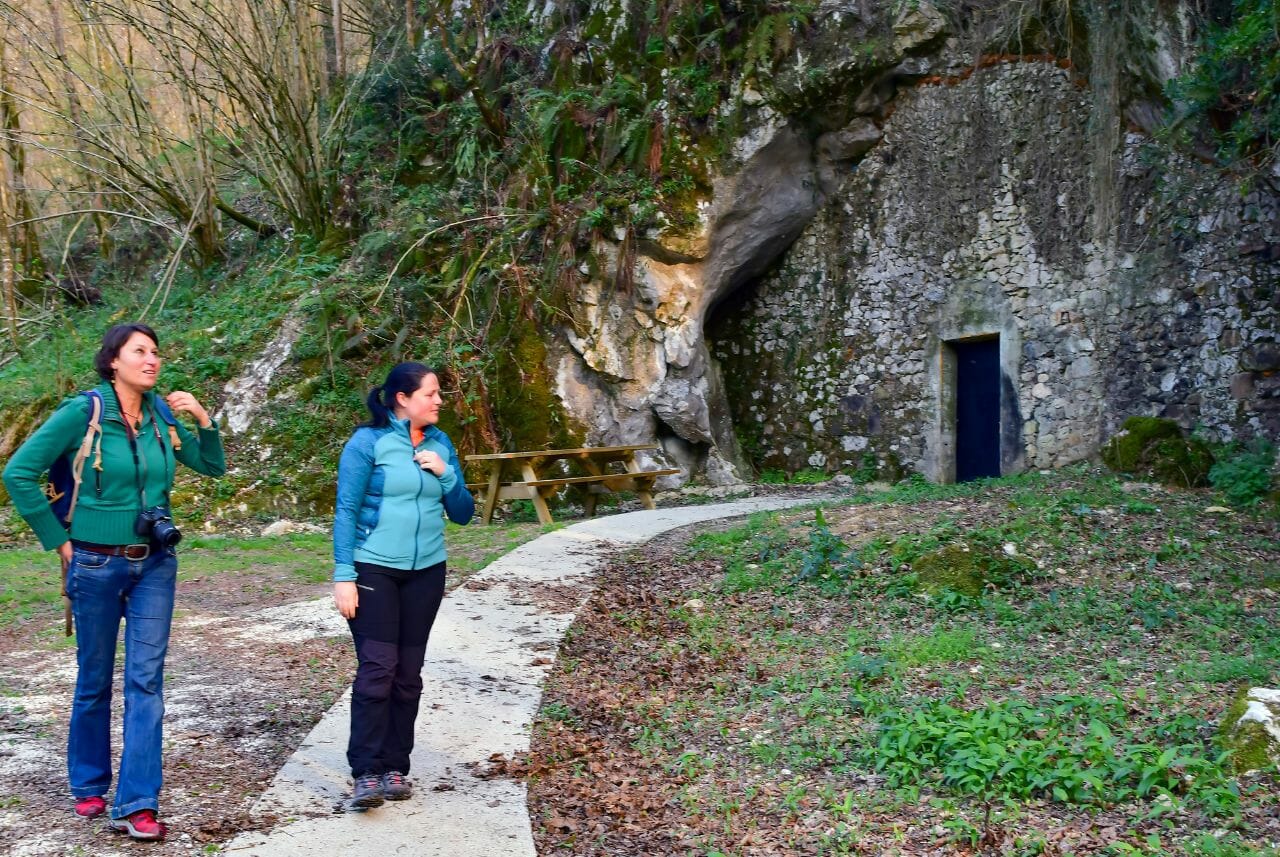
[0,36,42,287]
[0,151,19,349]
[331,0,346,78]
[47,0,112,257]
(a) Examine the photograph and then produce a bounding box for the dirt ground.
[524,480,1280,855]
[0,556,357,856]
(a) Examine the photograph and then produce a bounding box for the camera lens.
[153,517,182,549]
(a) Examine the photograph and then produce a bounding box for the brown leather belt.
[71,541,153,560]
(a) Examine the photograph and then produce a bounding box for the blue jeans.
[65,545,177,819]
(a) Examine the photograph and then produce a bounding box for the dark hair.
[363,362,437,427]
[94,323,159,381]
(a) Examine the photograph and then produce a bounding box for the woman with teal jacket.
[2,322,225,841]
[332,361,474,808]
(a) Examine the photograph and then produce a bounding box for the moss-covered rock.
[1100,416,1213,487]
[1217,686,1280,774]
[912,541,1031,597]
[488,312,582,453]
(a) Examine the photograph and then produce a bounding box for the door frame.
[925,280,1025,484]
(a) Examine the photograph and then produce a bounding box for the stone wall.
[707,60,1280,481]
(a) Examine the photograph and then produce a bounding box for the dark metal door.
[954,338,1000,482]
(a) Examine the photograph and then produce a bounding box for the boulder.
[910,541,1032,597]
[1100,416,1213,488]
[1219,687,1280,774]
[261,520,326,537]
[892,0,947,53]
[817,118,883,163]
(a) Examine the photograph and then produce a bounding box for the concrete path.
[223,495,828,856]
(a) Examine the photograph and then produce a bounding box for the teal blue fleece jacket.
[332,419,473,581]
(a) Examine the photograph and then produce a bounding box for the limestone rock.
[892,1,947,53]
[1219,687,1280,774]
[555,123,824,485]
[818,119,883,163]
[261,520,326,537]
[218,309,310,435]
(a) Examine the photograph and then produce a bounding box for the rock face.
[705,60,1280,481]
[552,123,826,483]
[218,304,310,435]
[551,2,1279,484]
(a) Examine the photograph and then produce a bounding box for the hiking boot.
[351,773,384,808]
[74,796,106,819]
[109,809,167,841]
[382,770,411,801]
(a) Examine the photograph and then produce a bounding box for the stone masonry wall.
[707,60,1280,480]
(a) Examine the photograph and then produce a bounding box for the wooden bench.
[464,445,680,525]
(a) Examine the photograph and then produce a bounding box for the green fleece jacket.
[2,382,226,549]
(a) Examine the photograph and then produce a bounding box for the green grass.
[0,519,551,628]
[884,625,986,666]
[0,546,60,623]
[534,465,1280,853]
[180,532,332,583]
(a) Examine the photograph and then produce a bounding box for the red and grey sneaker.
[382,770,412,801]
[350,773,384,808]
[74,796,106,818]
[109,809,167,841]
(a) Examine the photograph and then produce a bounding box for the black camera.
[135,506,182,549]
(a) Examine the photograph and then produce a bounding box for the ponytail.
[361,363,436,428]
[364,385,391,428]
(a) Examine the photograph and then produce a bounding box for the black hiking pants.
[346,560,446,777]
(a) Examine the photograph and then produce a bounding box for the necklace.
[120,408,142,432]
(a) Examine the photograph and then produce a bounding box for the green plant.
[861,695,1238,812]
[885,626,982,666]
[794,508,861,586]
[1183,832,1280,856]
[1164,0,1280,190]
[542,700,577,723]
[1209,440,1276,507]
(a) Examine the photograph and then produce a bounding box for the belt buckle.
[123,544,151,560]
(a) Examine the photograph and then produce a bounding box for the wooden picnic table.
[464,444,680,525]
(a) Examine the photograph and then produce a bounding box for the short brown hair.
[94,323,159,380]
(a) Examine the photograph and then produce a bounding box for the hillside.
[1,0,1277,527]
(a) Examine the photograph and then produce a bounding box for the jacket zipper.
[411,432,425,569]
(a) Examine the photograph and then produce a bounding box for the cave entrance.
[951,336,1001,482]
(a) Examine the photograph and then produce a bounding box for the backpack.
[44,391,182,529]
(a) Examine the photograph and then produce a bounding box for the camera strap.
[112,387,171,510]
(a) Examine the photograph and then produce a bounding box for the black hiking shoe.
[351,773,384,808]
[382,771,412,801]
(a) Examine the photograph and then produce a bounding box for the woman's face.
[395,372,443,428]
[110,332,161,393]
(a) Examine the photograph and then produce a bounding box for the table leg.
[580,457,603,517]
[521,462,555,525]
[624,453,658,510]
[481,464,503,525]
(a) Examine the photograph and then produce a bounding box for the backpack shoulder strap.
[152,397,182,451]
[66,391,104,526]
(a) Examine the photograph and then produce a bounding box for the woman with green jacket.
[2,322,225,841]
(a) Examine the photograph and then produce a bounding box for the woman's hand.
[165,391,212,429]
[57,541,72,574]
[414,449,446,476]
[333,581,358,619]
